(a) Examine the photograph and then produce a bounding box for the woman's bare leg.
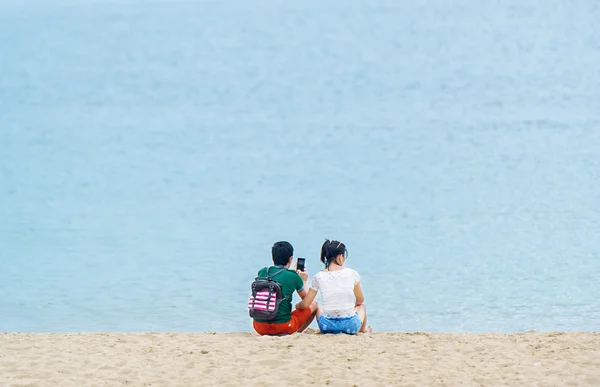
[354,304,372,333]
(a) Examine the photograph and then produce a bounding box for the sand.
[1,331,599,386]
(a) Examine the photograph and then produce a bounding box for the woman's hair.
[320,239,348,268]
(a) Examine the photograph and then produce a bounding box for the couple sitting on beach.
[250,240,371,336]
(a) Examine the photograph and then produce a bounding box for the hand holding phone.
[296,257,306,272]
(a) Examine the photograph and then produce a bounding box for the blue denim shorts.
[317,313,362,335]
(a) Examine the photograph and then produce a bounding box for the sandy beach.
[1,331,599,386]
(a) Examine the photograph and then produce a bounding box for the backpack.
[248,267,291,321]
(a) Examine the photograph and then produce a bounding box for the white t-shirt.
[311,267,360,318]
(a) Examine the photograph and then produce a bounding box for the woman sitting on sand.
[296,240,371,334]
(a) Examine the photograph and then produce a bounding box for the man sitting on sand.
[252,241,318,336]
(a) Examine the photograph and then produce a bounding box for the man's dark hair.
[272,241,293,266]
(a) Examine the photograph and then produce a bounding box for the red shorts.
[253,308,313,336]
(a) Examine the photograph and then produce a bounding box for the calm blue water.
[1,0,599,333]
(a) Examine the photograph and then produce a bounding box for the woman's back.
[311,268,360,318]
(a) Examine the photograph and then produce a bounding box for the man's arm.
[295,269,309,299]
[297,287,308,300]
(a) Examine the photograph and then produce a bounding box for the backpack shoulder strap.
[266,266,288,280]
[263,266,292,301]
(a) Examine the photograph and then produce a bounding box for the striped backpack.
[248,267,291,321]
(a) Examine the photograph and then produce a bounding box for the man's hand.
[296,269,308,282]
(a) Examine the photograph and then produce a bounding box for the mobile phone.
[297,258,306,272]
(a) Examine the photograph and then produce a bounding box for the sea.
[1,0,599,333]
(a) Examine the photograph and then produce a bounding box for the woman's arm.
[354,282,365,306]
[296,288,317,309]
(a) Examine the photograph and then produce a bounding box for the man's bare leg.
[297,301,318,333]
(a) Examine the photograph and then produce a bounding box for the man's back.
[253,266,303,324]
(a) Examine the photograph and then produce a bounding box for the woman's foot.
[360,325,372,333]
